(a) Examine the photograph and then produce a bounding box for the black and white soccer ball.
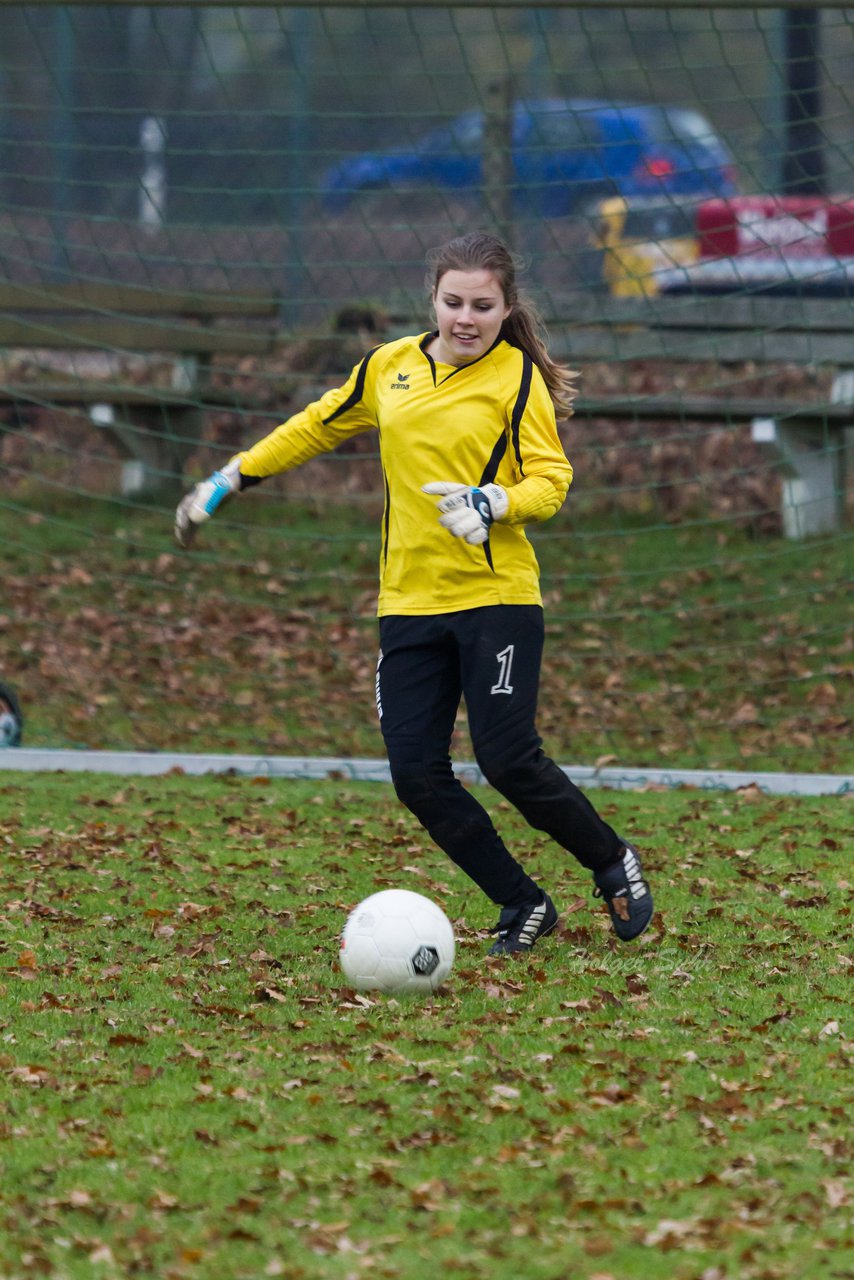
[339,889,455,994]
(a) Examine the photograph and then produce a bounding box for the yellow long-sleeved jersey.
[237,333,573,616]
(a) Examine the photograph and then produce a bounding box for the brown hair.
[425,231,576,419]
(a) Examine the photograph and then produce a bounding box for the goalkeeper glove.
[0,682,22,748]
[422,481,509,546]
[174,456,243,549]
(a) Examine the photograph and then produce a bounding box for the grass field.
[1,771,850,1280]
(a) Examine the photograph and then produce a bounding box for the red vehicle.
[657,195,854,294]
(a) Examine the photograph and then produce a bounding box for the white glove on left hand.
[174,456,242,549]
[422,481,509,545]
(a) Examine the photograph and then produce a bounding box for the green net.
[0,4,851,774]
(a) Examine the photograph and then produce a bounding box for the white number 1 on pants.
[491,644,515,696]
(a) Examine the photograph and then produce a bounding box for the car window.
[662,108,718,147]
[589,107,645,142]
[527,108,601,149]
[415,114,481,155]
[449,113,484,151]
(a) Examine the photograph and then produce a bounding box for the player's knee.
[477,749,543,802]
[389,761,450,823]
[390,765,429,814]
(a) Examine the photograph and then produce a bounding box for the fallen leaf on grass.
[66,1189,93,1208]
[583,1236,614,1257]
[148,1190,179,1211]
[489,1084,520,1102]
[9,1065,49,1085]
[177,901,215,919]
[643,1217,703,1248]
[255,985,288,1003]
[822,1178,849,1208]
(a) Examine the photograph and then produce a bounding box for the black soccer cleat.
[487,892,559,956]
[593,844,654,941]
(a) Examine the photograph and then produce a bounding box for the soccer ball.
[339,889,455,994]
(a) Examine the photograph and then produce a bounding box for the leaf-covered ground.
[0,772,850,1279]
[1,496,851,774]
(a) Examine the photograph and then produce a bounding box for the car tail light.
[643,156,676,179]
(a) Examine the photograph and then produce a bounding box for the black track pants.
[377,607,623,907]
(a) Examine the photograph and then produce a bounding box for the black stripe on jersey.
[381,467,391,570]
[477,349,532,575]
[509,351,533,477]
[420,333,450,388]
[477,442,505,577]
[322,345,381,425]
[479,431,508,488]
[420,333,440,386]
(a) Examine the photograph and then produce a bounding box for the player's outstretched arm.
[174,456,244,549]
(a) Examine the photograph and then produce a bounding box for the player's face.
[431,269,511,366]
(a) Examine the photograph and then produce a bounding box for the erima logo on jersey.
[390,372,411,389]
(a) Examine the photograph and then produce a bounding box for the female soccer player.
[175,231,653,954]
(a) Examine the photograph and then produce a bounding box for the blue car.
[322,98,738,217]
